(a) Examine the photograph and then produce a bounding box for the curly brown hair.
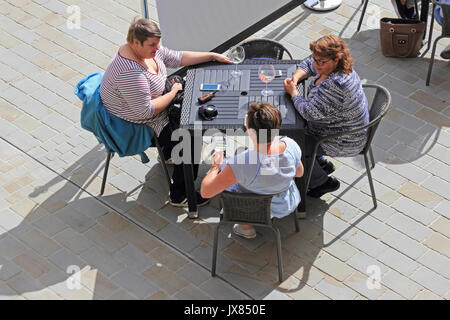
[247,102,282,144]
[309,35,353,74]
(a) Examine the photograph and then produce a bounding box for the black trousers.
[420,0,429,23]
[157,124,200,200]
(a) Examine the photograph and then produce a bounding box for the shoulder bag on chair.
[163,75,185,131]
[380,18,425,57]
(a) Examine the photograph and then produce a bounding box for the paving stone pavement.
[0,0,449,300]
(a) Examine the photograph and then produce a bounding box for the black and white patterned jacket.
[293,57,369,157]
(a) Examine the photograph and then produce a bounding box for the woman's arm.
[291,68,308,86]
[116,70,183,118]
[180,51,231,66]
[284,76,344,122]
[151,83,182,115]
[298,56,316,76]
[285,56,315,86]
[200,165,237,199]
[295,161,304,178]
[291,88,342,122]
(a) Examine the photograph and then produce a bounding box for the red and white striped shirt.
[100,46,182,136]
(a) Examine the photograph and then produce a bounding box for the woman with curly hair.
[283,35,369,198]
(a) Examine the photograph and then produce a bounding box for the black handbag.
[164,75,185,131]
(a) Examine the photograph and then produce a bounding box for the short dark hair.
[127,18,161,45]
[247,102,282,144]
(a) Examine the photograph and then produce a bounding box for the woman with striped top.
[283,35,369,198]
[100,18,230,207]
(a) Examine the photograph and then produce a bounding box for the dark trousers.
[304,134,329,189]
[157,124,199,200]
[420,0,429,23]
[393,0,417,19]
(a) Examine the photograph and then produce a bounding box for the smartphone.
[200,83,221,91]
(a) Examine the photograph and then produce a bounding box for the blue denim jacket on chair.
[74,72,153,163]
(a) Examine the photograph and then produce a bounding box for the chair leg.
[304,147,319,196]
[211,224,221,277]
[364,153,377,209]
[426,37,443,86]
[152,136,172,187]
[272,227,283,283]
[100,151,113,195]
[369,146,375,169]
[422,3,436,56]
[357,0,369,32]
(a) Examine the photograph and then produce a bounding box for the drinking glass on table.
[258,64,276,96]
[228,46,245,77]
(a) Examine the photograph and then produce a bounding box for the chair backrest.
[220,191,274,226]
[362,84,391,153]
[240,38,294,60]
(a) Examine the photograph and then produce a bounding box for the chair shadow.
[210,191,330,298]
[338,1,366,39]
[0,145,102,299]
[0,144,175,300]
[263,10,312,41]
[346,29,447,166]
[273,197,330,296]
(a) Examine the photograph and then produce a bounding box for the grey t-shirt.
[224,137,302,218]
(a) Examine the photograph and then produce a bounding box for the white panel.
[155,0,291,52]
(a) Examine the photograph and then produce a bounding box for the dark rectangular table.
[179,59,307,218]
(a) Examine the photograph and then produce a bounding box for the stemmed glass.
[258,65,276,96]
[228,46,245,77]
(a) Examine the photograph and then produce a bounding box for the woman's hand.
[170,82,183,93]
[152,82,183,114]
[212,53,232,64]
[181,51,232,66]
[283,78,298,98]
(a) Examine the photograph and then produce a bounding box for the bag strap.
[388,26,419,58]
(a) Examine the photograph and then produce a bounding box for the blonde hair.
[127,18,161,45]
[309,35,353,74]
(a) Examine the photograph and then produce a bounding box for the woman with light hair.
[100,18,230,207]
[284,35,369,198]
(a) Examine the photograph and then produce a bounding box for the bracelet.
[210,53,216,62]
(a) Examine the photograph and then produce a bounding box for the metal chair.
[211,191,300,283]
[303,84,391,209]
[425,0,450,85]
[100,136,171,195]
[240,38,294,60]
[356,0,420,32]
